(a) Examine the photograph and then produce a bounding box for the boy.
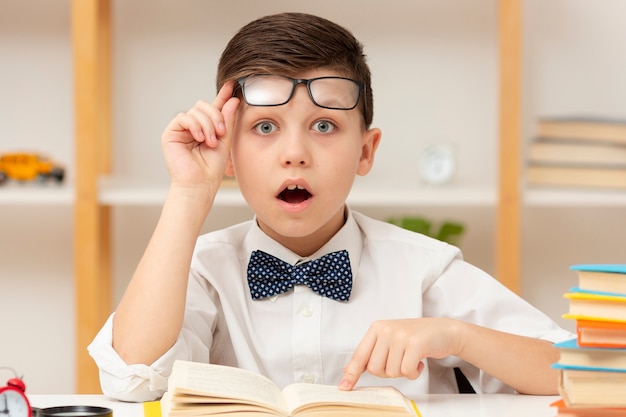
[88,12,572,402]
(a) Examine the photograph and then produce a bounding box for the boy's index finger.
[213,80,237,110]
[208,80,239,142]
[339,336,375,391]
[339,354,367,391]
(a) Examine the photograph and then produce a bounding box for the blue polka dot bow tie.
[247,250,353,301]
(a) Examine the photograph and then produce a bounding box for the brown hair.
[216,12,374,128]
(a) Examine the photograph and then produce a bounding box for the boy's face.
[226,68,381,256]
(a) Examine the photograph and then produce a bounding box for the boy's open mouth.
[278,184,312,204]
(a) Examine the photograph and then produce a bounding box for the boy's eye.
[313,120,336,133]
[254,121,277,134]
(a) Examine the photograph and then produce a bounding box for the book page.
[170,361,288,414]
[282,384,408,414]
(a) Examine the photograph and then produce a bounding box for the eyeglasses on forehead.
[234,74,365,111]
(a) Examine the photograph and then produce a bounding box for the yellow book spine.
[564,292,626,302]
[410,400,422,417]
[143,401,162,417]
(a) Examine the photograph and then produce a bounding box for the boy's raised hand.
[161,80,240,190]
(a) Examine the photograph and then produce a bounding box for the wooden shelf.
[347,185,496,207]
[72,0,112,394]
[98,176,497,207]
[524,188,626,207]
[0,183,73,205]
[8,181,626,209]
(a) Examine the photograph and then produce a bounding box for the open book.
[161,360,420,417]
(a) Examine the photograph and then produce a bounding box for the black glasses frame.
[234,74,365,111]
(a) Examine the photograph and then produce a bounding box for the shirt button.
[302,373,316,383]
[300,307,313,318]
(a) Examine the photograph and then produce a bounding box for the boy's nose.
[280,89,313,167]
[281,135,310,167]
[281,130,311,167]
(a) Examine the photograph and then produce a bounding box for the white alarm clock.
[419,144,456,186]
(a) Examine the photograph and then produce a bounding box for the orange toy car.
[0,152,65,185]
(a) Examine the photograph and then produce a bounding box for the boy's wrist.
[166,183,216,213]
[447,318,472,359]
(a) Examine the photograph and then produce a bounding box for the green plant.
[387,216,465,246]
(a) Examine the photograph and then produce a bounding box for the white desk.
[30,394,560,417]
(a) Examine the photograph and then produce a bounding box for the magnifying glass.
[31,405,112,417]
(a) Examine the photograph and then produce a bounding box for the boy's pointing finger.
[339,336,376,391]
[339,356,367,391]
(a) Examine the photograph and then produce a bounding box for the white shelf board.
[524,188,626,207]
[98,177,497,207]
[7,181,626,208]
[348,184,497,207]
[97,177,244,206]
[0,182,73,205]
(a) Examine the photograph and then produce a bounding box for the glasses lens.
[241,75,293,106]
[239,75,362,110]
[309,78,361,110]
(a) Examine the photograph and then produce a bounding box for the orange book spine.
[576,319,626,348]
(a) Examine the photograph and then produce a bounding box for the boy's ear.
[357,127,381,176]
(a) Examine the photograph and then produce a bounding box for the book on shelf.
[160,360,420,417]
[570,264,626,295]
[564,290,626,322]
[537,117,626,145]
[551,398,626,417]
[555,365,626,408]
[528,138,626,166]
[526,164,626,190]
[554,338,626,371]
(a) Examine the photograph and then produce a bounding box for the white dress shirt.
[88,209,573,402]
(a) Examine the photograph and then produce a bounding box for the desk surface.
[30,394,560,417]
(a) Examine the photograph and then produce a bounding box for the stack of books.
[526,117,626,190]
[552,264,626,416]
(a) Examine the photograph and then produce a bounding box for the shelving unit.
[5,0,625,394]
[66,0,520,392]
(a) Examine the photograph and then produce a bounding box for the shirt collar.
[243,207,362,279]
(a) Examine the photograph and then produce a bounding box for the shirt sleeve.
[87,314,179,402]
[424,258,573,341]
[422,257,575,393]
[87,273,219,402]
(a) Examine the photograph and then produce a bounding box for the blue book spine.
[570,264,626,274]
